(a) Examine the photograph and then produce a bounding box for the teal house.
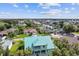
[24,35,55,56]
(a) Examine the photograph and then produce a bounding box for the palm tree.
[52,48,62,56]
[24,49,32,56]
[0,48,3,56]
[61,48,70,56]
[3,47,9,56]
[0,42,3,56]
[15,50,24,56]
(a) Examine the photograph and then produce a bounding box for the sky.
[0,3,79,19]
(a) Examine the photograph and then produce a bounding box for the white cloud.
[41,6,49,9]
[64,7,75,14]
[64,7,75,11]
[72,3,79,6]
[39,3,61,9]
[40,9,61,16]
[27,10,31,12]
[25,4,29,8]
[0,12,11,18]
[32,10,37,13]
[13,4,18,8]
[26,10,37,13]
[65,8,69,10]
[75,3,79,5]
[39,3,61,7]
[0,12,10,15]
[71,3,76,5]
[47,3,61,6]
[64,10,71,14]
[64,8,71,14]
[71,7,75,10]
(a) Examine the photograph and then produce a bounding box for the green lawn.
[10,40,24,55]
[0,22,6,25]
[72,32,79,35]
[10,43,19,54]
[13,34,28,39]
[13,33,49,39]
[37,33,49,36]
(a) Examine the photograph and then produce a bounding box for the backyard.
[72,32,79,35]
[13,34,29,39]
[9,40,24,55]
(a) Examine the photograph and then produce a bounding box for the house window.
[35,51,40,56]
[34,46,40,49]
[43,45,45,48]
[41,50,46,54]
[35,51,40,53]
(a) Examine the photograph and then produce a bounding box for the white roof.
[2,36,6,40]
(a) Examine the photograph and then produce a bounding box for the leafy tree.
[18,40,24,50]
[63,23,75,33]
[61,38,70,49]
[24,49,32,56]
[61,48,70,56]
[54,38,63,49]
[15,50,24,56]
[8,32,15,38]
[59,21,64,28]
[0,48,3,56]
[73,25,78,32]
[15,48,32,56]
[17,26,24,34]
[53,22,58,26]
[53,38,77,56]
[69,49,77,56]
[73,43,79,55]
[53,48,62,56]
[25,20,32,27]
[0,41,4,56]
[3,23,11,29]
[0,25,5,31]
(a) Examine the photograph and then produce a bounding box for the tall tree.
[59,21,64,28]
[63,23,74,33]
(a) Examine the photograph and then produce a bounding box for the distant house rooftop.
[0,28,16,36]
[23,28,37,34]
[24,35,55,50]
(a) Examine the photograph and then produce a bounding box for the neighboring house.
[54,33,79,44]
[23,28,37,35]
[0,31,8,36]
[0,36,12,50]
[2,39,12,50]
[0,36,7,42]
[42,24,54,33]
[33,21,41,25]
[0,28,16,36]
[17,20,26,26]
[6,28,16,33]
[51,33,63,39]
[43,24,53,30]
[24,35,55,56]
